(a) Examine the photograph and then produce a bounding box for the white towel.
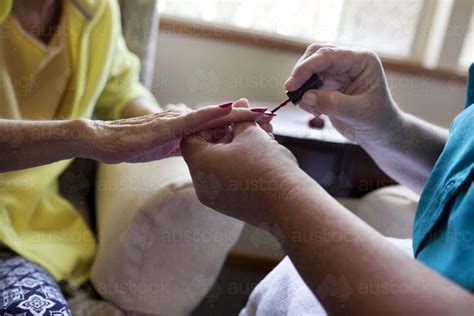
[240,238,413,316]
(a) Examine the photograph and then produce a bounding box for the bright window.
[459,14,473,69]
[159,0,473,70]
[336,0,423,57]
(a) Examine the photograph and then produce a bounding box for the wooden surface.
[278,136,396,197]
[268,104,397,198]
[159,15,467,84]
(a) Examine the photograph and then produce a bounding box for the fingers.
[174,98,266,136]
[232,119,275,142]
[299,89,349,115]
[285,43,330,91]
[285,47,335,91]
[233,98,250,109]
[285,46,370,92]
[163,103,192,115]
[170,102,235,138]
[200,126,232,143]
[199,106,266,131]
[233,97,275,133]
[296,43,334,64]
[257,113,275,134]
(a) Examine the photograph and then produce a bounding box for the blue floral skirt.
[0,251,71,316]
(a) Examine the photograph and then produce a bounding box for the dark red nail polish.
[309,115,325,129]
[219,102,233,108]
[250,108,268,113]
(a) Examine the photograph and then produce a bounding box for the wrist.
[266,170,331,245]
[261,168,319,226]
[64,118,99,160]
[359,104,407,151]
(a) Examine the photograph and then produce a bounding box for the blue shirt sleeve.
[413,63,474,292]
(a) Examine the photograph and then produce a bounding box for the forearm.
[0,119,94,172]
[361,111,448,193]
[269,173,472,314]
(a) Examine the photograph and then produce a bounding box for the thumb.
[233,97,250,108]
[300,90,350,115]
[180,133,211,160]
[232,121,271,143]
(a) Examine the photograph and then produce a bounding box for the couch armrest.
[91,157,244,315]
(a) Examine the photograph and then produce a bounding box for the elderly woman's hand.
[87,100,269,163]
[180,115,302,227]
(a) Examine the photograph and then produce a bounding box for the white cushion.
[240,238,413,316]
[352,185,419,238]
[91,157,244,315]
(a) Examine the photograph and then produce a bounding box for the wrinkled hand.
[286,44,402,145]
[88,99,269,163]
[162,103,192,115]
[164,102,275,134]
[180,119,300,227]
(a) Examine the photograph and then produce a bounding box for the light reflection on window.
[159,0,424,57]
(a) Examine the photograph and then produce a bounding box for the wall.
[153,32,468,128]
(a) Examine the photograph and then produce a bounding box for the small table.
[267,103,396,198]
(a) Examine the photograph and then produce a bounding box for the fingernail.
[219,102,233,108]
[250,107,268,113]
[284,76,295,89]
[302,93,316,106]
[264,112,278,117]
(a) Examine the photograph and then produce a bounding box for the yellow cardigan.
[0,0,157,285]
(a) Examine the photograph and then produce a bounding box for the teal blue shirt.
[413,63,474,291]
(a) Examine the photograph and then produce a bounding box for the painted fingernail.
[219,102,233,108]
[302,93,316,106]
[250,107,268,113]
[264,112,278,117]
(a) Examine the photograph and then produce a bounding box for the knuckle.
[306,43,321,54]
[317,46,335,56]
[359,49,379,62]
[292,65,310,78]
[181,111,200,131]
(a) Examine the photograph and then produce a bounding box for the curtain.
[119,0,159,89]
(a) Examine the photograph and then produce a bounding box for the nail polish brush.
[271,74,324,113]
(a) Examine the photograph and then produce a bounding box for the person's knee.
[0,253,72,316]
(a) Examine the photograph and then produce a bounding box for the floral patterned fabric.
[0,252,71,316]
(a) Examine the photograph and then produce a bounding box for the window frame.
[158,0,472,80]
[436,0,473,69]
